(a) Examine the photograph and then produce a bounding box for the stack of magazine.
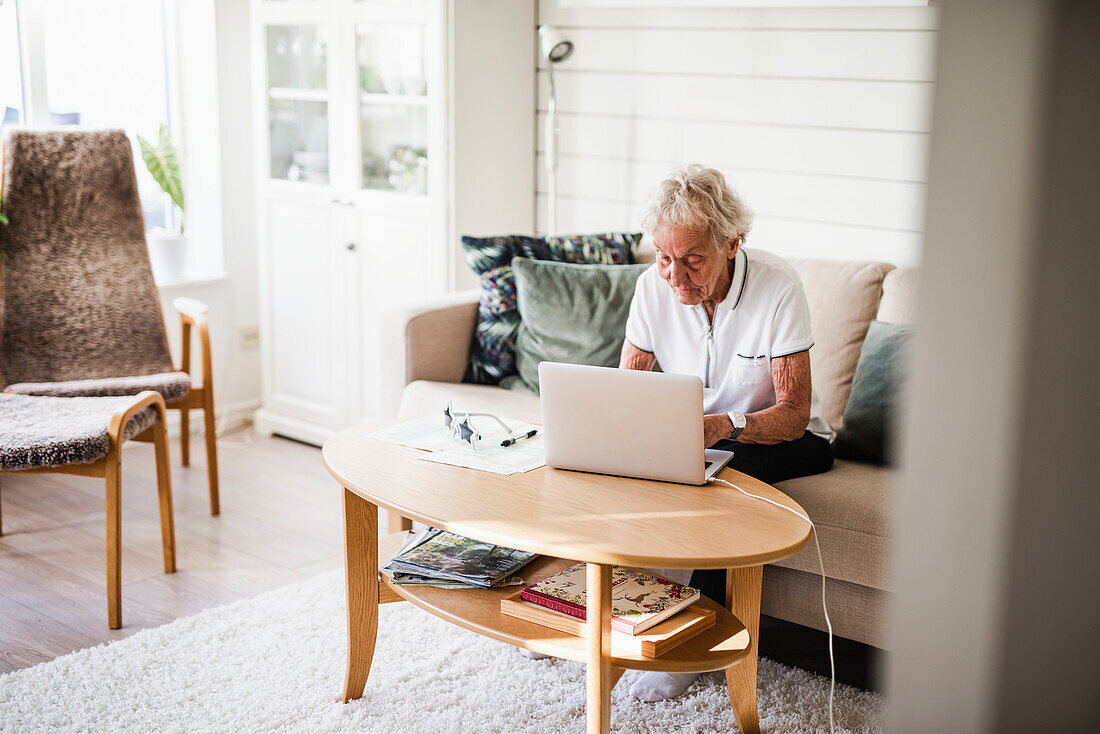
[384,527,538,589]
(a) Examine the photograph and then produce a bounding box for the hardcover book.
[519,563,701,635]
[500,593,715,658]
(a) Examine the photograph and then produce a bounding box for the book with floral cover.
[500,593,715,658]
[519,563,701,635]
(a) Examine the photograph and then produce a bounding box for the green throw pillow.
[512,258,651,394]
[835,320,915,464]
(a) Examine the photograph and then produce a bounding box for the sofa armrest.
[381,289,480,415]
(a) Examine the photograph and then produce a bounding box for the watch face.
[733,412,747,428]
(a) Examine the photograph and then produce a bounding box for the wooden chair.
[0,129,219,514]
[0,391,176,629]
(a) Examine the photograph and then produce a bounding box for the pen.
[500,429,538,447]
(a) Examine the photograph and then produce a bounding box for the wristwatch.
[727,411,747,441]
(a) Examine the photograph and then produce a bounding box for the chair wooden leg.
[152,414,177,574]
[105,453,123,630]
[202,391,219,516]
[180,407,190,466]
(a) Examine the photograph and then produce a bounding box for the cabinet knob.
[331,198,354,207]
[345,242,357,251]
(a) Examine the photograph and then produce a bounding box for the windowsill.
[154,273,229,289]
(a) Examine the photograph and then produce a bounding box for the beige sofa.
[388,257,917,649]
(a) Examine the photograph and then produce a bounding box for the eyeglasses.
[443,403,513,450]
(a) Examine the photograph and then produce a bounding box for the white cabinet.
[252,0,536,444]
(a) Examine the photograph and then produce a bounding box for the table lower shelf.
[377,531,751,674]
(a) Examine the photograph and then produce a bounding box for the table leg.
[725,565,763,734]
[386,510,412,534]
[586,562,613,734]
[342,487,379,703]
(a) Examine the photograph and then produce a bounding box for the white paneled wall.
[537,2,937,265]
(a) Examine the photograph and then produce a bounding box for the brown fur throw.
[0,129,186,402]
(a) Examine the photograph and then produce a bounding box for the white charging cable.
[709,476,835,734]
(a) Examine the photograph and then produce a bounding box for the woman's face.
[653,223,738,307]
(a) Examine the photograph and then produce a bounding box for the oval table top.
[322,419,813,569]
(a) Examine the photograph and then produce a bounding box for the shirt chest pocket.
[733,354,770,386]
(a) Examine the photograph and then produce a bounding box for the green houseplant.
[137,124,188,280]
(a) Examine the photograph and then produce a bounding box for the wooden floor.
[0,431,343,675]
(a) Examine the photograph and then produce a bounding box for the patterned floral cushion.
[461,232,642,384]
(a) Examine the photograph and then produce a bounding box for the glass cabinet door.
[356,22,428,194]
[266,24,330,184]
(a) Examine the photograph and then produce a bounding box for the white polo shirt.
[624,247,833,441]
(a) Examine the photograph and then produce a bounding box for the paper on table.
[420,435,546,475]
[368,416,539,452]
[367,417,456,451]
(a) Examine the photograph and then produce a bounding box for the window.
[0,1,24,128]
[1,0,176,231]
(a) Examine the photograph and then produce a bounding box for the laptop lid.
[538,362,732,485]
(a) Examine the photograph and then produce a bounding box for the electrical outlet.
[240,325,261,350]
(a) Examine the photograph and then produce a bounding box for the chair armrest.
[107,390,166,445]
[379,290,479,416]
[173,297,209,324]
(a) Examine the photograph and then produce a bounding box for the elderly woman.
[622,164,834,702]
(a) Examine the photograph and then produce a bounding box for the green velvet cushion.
[513,258,651,394]
[835,320,915,464]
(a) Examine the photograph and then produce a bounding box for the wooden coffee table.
[323,420,812,734]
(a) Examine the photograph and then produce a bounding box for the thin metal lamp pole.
[547,61,559,236]
[539,26,573,237]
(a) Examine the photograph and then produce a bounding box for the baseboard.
[164,399,261,439]
[252,408,334,447]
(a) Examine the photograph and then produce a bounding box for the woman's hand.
[703,413,734,448]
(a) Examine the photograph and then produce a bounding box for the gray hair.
[642,164,754,250]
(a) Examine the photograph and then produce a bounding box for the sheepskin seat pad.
[6,372,192,403]
[0,394,157,471]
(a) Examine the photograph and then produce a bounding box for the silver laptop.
[538,362,734,485]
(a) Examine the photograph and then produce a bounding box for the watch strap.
[726,411,746,441]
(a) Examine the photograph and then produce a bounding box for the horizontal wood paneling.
[538,72,934,133]
[536,1,936,264]
[536,195,922,266]
[536,154,926,231]
[537,28,937,82]
[542,5,936,31]
[538,112,930,182]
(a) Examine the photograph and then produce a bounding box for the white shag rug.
[0,571,884,733]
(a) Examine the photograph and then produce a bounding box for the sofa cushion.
[835,320,915,464]
[770,458,893,591]
[763,566,888,648]
[876,266,919,324]
[461,233,642,386]
[513,259,651,393]
[788,260,894,430]
[399,380,542,425]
